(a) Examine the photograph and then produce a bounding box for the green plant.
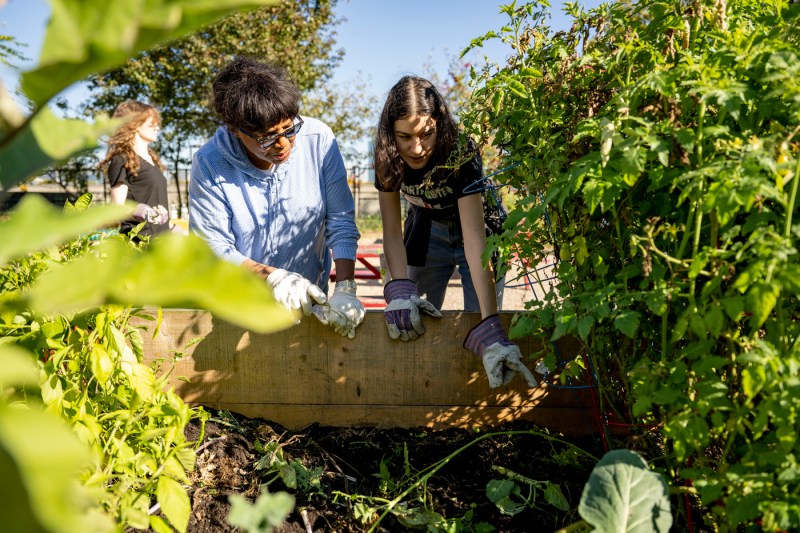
[255,436,324,493]
[0,2,302,532]
[356,214,383,234]
[0,193,296,531]
[486,465,569,516]
[0,345,114,533]
[227,487,295,533]
[335,429,595,532]
[578,449,671,533]
[463,0,800,530]
[0,0,283,189]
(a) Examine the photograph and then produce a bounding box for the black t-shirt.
[375,153,483,266]
[108,154,170,237]
[375,152,482,220]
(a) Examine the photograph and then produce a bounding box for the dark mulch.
[177,408,603,532]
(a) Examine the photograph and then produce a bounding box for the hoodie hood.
[208,126,281,180]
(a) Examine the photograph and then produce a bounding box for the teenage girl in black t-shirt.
[373,76,537,390]
[100,100,170,239]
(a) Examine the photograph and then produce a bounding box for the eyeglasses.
[238,117,304,149]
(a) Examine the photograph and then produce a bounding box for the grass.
[356,214,383,235]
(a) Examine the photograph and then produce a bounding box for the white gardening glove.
[133,203,169,225]
[266,269,327,317]
[311,304,352,337]
[312,280,365,339]
[464,315,538,389]
[480,344,538,389]
[383,279,442,341]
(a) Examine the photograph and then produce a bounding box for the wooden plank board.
[138,310,596,433]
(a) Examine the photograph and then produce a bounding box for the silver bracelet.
[335,279,357,290]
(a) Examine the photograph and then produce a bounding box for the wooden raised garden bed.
[139,311,597,435]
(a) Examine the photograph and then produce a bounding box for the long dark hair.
[373,76,458,191]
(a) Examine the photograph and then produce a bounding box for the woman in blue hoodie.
[189,56,364,339]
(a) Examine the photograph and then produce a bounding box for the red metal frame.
[330,245,382,281]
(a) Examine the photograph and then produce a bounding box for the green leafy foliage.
[1,215,205,532]
[0,108,118,189]
[486,465,569,516]
[84,0,376,192]
[255,438,323,493]
[333,429,590,532]
[0,193,128,265]
[26,231,293,331]
[578,450,671,532]
[0,192,294,532]
[0,345,114,533]
[22,0,281,108]
[0,1,302,531]
[228,489,295,533]
[463,0,800,529]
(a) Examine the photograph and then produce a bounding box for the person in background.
[373,75,536,389]
[189,56,364,338]
[100,100,170,239]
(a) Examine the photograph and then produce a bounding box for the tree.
[82,0,375,215]
[42,153,98,199]
[0,33,29,133]
[0,33,27,68]
[302,76,378,165]
[425,53,503,176]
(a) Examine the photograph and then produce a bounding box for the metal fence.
[2,165,383,219]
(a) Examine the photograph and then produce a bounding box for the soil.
[177,408,602,533]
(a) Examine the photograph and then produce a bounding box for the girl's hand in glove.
[383,279,442,341]
[464,315,538,389]
[133,203,169,225]
[313,280,365,339]
[266,269,327,317]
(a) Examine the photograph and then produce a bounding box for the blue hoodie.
[189,117,360,290]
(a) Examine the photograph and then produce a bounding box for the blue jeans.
[408,219,505,312]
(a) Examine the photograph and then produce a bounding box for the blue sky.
[330,0,524,100]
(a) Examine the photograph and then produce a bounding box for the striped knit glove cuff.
[384,279,418,302]
[382,279,442,341]
[463,314,513,357]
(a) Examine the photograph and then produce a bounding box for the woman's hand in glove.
[314,280,365,339]
[383,279,442,341]
[464,314,537,389]
[133,203,169,225]
[266,269,327,317]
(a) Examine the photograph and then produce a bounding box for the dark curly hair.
[372,76,458,191]
[211,56,300,132]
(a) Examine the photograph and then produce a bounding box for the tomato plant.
[463,0,800,530]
